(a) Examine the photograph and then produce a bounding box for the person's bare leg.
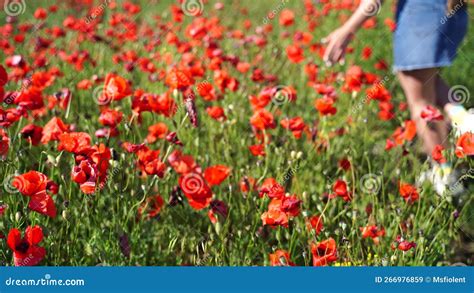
[435,75,451,109]
[397,69,449,154]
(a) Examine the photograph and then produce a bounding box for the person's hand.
[322,26,355,66]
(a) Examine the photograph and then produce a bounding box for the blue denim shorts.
[394,0,468,71]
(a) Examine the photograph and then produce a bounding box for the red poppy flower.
[374,59,389,71]
[41,117,69,144]
[276,86,297,103]
[261,200,289,228]
[455,132,474,158]
[89,143,111,181]
[239,176,257,193]
[167,150,201,175]
[249,88,273,110]
[344,66,364,92]
[208,200,228,224]
[146,122,168,143]
[431,144,446,164]
[331,179,352,202]
[206,106,226,121]
[259,178,285,199]
[99,108,123,127]
[392,236,416,251]
[204,165,231,186]
[138,195,164,219]
[269,250,295,266]
[34,7,48,19]
[306,215,323,235]
[250,109,276,130]
[7,225,46,266]
[360,225,385,245]
[366,84,391,102]
[420,105,443,121]
[148,92,178,117]
[338,158,351,171]
[279,9,295,26]
[280,117,306,139]
[58,132,92,154]
[384,18,397,32]
[165,67,194,91]
[136,146,166,177]
[311,238,338,266]
[14,87,44,110]
[179,172,213,210]
[378,101,394,121]
[13,171,57,218]
[0,65,8,86]
[312,83,336,96]
[0,129,9,157]
[392,120,417,145]
[315,97,337,116]
[249,144,266,157]
[20,124,43,145]
[103,73,132,102]
[280,195,301,217]
[361,46,372,60]
[197,82,219,101]
[48,88,71,110]
[122,142,146,153]
[71,159,98,194]
[399,182,419,204]
[286,45,304,63]
[236,62,250,73]
[0,204,6,216]
[385,138,396,151]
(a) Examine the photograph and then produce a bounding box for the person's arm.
[323,0,384,65]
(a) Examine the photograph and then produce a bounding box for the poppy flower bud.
[169,186,183,206]
[214,221,222,235]
[119,234,131,259]
[166,132,183,146]
[185,97,199,127]
[46,180,59,194]
[451,210,460,221]
[290,151,296,159]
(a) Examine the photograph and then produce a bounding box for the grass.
[0,0,472,266]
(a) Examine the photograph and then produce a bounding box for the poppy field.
[0,0,473,267]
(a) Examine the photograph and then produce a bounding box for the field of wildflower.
[0,0,473,267]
